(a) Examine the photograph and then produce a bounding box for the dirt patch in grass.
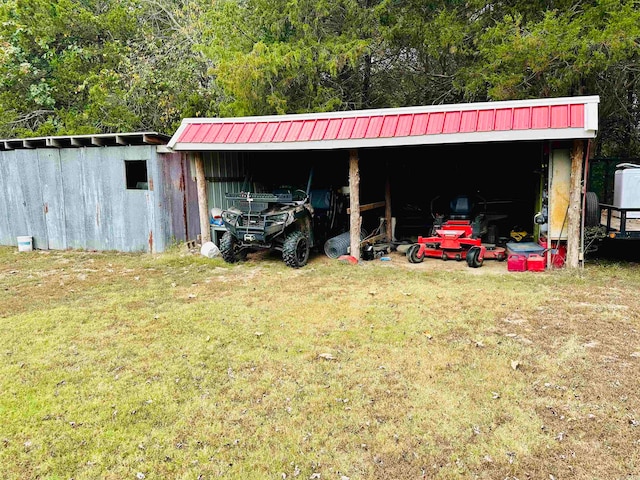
[1,246,639,479]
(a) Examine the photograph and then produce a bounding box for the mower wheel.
[466,246,483,268]
[441,253,448,261]
[495,252,506,262]
[407,244,424,263]
[455,253,462,261]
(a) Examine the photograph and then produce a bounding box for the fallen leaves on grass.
[318,353,336,361]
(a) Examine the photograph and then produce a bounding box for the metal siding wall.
[0,151,15,245]
[80,145,152,252]
[37,149,67,249]
[204,151,246,213]
[121,146,154,252]
[100,147,127,251]
[81,147,103,250]
[156,150,201,247]
[159,151,187,246]
[148,148,165,253]
[10,150,48,249]
[0,145,158,252]
[60,147,87,249]
[96,147,116,250]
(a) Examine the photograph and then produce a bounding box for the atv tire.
[283,231,310,268]
[220,231,246,263]
[406,244,424,263]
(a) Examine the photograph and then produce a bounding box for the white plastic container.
[614,163,640,218]
[200,241,220,258]
[17,236,33,252]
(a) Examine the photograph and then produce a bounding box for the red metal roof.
[168,96,599,151]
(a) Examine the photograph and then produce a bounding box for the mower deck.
[406,220,506,268]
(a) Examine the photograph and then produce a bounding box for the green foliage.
[0,0,216,137]
[0,0,638,155]
[462,0,640,155]
[198,0,382,116]
[465,2,640,99]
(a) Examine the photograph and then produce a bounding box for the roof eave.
[170,127,597,152]
[0,132,170,151]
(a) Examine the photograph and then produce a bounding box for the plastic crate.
[505,241,545,258]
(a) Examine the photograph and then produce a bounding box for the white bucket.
[200,241,220,258]
[17,236,33,252]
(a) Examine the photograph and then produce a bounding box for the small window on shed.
[125,160,148,190]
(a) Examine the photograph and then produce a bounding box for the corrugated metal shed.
[0,133,198,252]
[168,96,599,151]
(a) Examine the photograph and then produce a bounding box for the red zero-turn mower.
[406,195,507,268]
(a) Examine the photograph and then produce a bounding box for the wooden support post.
[349,149,361,261]
[566,139,584,268]
[194,152,211,244]
[385,173,392,243]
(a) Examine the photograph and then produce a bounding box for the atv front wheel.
[283,231,310,268]
[220,231,246,263]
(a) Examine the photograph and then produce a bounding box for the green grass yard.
[1,246,639,479]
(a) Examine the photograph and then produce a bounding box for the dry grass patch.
[1,247,639,479]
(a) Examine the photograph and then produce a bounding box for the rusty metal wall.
[157,150,200,247]
[0,145,186,252]
[161,151,189,245]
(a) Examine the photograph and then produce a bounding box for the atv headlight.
[222,211,239,224]
[268,212,289,224]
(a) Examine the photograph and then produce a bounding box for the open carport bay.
[209,140,546,252]
[361,141,544,245]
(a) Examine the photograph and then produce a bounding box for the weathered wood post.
[194,152,211,244]
[566,139,584,268]
[349,149,361,261]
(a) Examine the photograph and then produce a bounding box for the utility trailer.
[598,163,640,239]
[599,204,640,239]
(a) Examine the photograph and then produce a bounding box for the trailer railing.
[600,204,640,239]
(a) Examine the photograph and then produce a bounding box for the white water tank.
[614,163,640,218]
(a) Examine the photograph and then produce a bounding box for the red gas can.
[507,254,528,272]
[527,254,545,272]
[539,239,566,268]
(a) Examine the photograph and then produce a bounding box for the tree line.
[1,0,638,156]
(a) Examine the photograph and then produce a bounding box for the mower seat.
[449,195,472,219]
[310,189,332,210]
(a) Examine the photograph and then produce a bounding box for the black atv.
[219,167,347,267]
